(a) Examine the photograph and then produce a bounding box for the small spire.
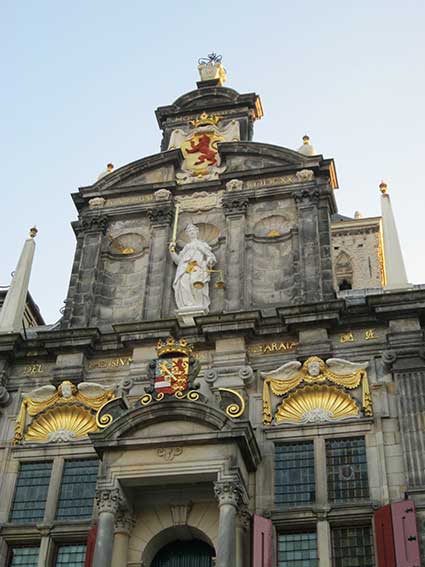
[0,229,37,333]
[380,181,409,290]
[297,134,317,156]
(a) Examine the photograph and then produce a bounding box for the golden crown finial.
[190,112,223,128]
[303,135,310,144]
[156,337,193,357]
[379,180,388,194]
[29,226,38,238]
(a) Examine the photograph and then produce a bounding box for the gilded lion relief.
[261,356,372,425]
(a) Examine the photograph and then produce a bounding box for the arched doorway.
[151,539,214,567]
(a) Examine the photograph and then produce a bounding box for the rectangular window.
[9,462,52,523]
[8,546,40,567]
[56,459,98,520]
[55,544,87,567]
[275,442,315,506]
[332,526,374,567]
[278,532,318,566]
[326,437,369,502]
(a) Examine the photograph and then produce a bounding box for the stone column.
[214,479,243,567]
[222,193,249,311]
[144,204,173,319]
[93,488,121,567]
[111,508,134,567]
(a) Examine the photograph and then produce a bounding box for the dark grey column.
[144,204,173,320]
[93,488,121,567]
[62,215,108,328]
[214,479,243,567]
[222,195,249,311]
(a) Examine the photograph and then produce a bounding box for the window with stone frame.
[55,459,98,520]
[55,543,87,567]
[7,545,40,567]
[275,441,315,506]
[278,532,318,566]
[326,437,369,502]
[9,461,53,523]
[332,525,374,567]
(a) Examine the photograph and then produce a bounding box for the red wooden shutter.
[391,500,421,567]
[374,504,396,567]
[84,524,97,567]
[252,514,272,567]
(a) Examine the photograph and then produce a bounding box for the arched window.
[335,251,353,290]
[151,539,214,567]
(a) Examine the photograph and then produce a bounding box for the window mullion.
[314,437,327,507]
[44,457,64,523]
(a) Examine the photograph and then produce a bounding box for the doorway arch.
[151,539,214,566]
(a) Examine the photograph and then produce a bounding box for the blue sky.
[1,0,424,323]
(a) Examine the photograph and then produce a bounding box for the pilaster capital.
[147,203,173,226]
[95,488,122,515]
[222,195,249,217]
[294,188,320,205]
[382,349,397,372]
[214,478,243,509]
[114,508,135,535]
[80,214,109,235]
[239,504,251,531]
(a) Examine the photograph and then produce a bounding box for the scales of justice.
[168,205,224,326]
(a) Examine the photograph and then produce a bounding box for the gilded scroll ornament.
[218,388,246,418]
[261,356,372,424]
[15,380,115,443]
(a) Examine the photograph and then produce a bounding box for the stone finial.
[97,163,114,181]
[379,180,388,194]
[198,53,227,86]
[354,211,364,219]
[29,226,38,238]
[297,135,318,156]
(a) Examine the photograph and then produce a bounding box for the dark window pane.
[56,460,98,520]
[326,438,369,502]
[278,532,318,566]
[332,526,374,567]
[55,544,87,567]
[8,546,39,567]
[9,462,52,523]
[275,442,315,506]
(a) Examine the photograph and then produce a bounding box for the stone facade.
[0,69,424,567]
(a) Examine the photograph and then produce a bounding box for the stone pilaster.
[214,478,243,567]
[93,488,122,567]
[111,508,135,567]
[144,204,173,319]
[62,214,108,328]
[222,194,249,311]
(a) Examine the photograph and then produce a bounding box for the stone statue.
[169,224,216,312]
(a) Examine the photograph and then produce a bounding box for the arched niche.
[141,526,216,567]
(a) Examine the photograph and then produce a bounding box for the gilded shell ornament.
[276,385,359,424]
[25,405,98,443]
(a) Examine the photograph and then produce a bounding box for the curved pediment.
[220,141,322,173]
[156,87,261,126]
[90,400,261,471]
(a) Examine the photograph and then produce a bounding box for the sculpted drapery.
[169,224,216,311]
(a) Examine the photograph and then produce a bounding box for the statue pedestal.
[176,306,207,327]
